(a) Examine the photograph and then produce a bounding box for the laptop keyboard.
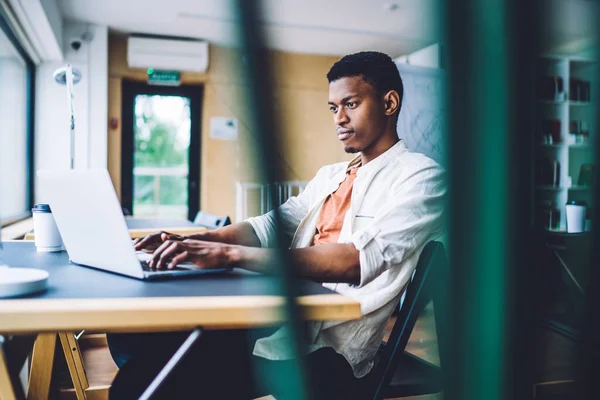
[136,252,196,273]
[140,261,188,272]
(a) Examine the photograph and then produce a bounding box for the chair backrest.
[193,211,231,230]
[370,241,448,400]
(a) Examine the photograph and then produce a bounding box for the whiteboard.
[396,63,447,167]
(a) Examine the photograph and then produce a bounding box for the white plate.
[0,267,49,298]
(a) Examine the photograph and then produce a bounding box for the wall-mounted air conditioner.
[127,36,209,73]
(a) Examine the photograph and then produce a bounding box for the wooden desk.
[0,241,361,399]
[124,217,208,239]
[24,217,208,240]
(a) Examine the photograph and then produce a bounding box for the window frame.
[0,8,36,227]
[120,80,202,221]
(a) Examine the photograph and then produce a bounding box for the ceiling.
[541,0,599,55]
[57,0,440,57]
[57,0,600,58]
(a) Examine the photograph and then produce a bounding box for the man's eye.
[329,106,337,113]
[346,102,356,108]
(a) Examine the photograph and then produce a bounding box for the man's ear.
[383,90,400,117]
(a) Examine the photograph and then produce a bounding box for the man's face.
[328,76,387,154]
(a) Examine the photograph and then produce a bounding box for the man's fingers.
[168,251,189,270]
[149,240,174,268]
[155,242,183,270]
[134,235,150,250]
[135,233,162,250]
[162,232,184,242]
[134,238,155,253]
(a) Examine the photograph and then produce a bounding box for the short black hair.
[327,51,403,106]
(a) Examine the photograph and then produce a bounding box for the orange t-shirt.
[313,166,359,246]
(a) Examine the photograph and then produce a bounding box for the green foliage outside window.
[132,95,191,217]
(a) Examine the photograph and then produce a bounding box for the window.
[121,81,201,221]
[133,94,191,218]
[0,10,34,224]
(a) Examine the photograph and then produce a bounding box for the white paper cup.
[32,204,63,252]
[566,201,587,233]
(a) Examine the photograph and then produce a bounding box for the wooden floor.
[54,303,442,400]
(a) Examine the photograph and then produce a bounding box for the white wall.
[395,43,440,68]
[396,63,446,167]
[35,22,108,202]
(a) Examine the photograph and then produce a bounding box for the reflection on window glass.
[0,28,28,222]
[133,95,191,218]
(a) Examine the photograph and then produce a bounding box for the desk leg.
[58,333,88,400]
[138,328,203,400]
[0,342,16,400]
[27,333,57,400]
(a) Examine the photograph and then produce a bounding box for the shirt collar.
[346,155,362,173]
[345,140,407,177]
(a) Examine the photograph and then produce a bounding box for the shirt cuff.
[351,225,384,287]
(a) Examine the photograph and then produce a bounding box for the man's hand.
[148,239,236,270]
[144,232,360,284]
[133,231,185,252]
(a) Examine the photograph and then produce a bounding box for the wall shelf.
[535,185,592,192]
[568,185,591,191]
[536,186,566,191]
[537,143,591,149]
[568,143,591,149]
[538,100,567,105]
[569,101,592,107]
[535,55,596,231]
[538,100,593,107]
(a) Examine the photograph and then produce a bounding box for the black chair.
[193,211,231,230]
[366,241,449,400]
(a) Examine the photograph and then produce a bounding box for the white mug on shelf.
[565,200,587,233]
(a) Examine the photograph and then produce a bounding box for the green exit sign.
[147,69,181,86]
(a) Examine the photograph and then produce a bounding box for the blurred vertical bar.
[231,0,309,399]
[445,0,537,398]
[579,4,600,397]
[506,1,539,399]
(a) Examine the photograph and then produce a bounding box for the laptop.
[37,169,231,280]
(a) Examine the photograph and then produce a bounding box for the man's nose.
[334,108,349,126]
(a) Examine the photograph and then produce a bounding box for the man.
[108,51,446,399]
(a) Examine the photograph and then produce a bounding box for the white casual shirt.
[246,140,446,378]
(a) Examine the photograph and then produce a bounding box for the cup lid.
[32,204,51,213]
[567,200,587,206]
